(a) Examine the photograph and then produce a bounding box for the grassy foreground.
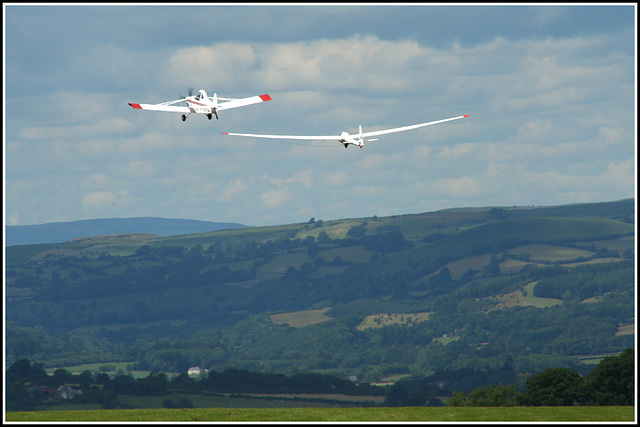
[6,406,635,422]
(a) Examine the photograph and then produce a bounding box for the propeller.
[181,87,195,99]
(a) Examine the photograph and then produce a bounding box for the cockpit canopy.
[194,90,208,101]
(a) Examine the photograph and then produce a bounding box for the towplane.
[129,88,271,121]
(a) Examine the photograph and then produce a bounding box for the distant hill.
[5,217,247,246]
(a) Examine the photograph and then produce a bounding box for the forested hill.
[5,217,247,246]
[5,199,635,386]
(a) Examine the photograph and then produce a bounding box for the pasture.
[270,308,333,328]
[491,281,562,310]
[6,406,635,422]
[357,312,432,330]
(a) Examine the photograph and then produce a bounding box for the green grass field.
[6,406,635,422]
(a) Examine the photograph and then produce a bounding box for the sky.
[4,3,637,228]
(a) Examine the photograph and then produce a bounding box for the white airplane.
[222,115,469,148]
[128,88,271,121]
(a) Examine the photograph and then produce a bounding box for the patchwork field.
[615,323,634,336]
[270,308,333,328]
[357,312,432,330]
[506,244,594,262]
[490,282,562,310]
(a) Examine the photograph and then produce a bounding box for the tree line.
[445,348,634,407]
[6,349,633,411]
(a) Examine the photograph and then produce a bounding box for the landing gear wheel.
[181,114,187,122]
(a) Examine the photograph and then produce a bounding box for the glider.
[128,88,271,121]
[222,115,469,148]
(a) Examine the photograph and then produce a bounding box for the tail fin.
[212,93,219,119]
[358,125,364,148]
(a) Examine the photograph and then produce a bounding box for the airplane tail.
[212,93,219,119]
[358,125,364,148]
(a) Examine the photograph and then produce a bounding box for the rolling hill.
[5,199,635,386]
[5,217,247,246]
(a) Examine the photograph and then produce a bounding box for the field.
[270,308,333,328]
[44,362,156,380]
[6,406,635,422]
[491,281,562,310]
[357,312,432,330]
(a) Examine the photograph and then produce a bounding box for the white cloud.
[82,190,131,211]
[81,173,110,190]
[433,176,481,198]
[260,35,425,92]
[127,161,156,178]
[217,179,247,202]
[270,169,314,188]
[260,188,291,209]
[322,171,349,186]
[598,158,635,190]
[161,43,258,89]
[19,118,134,141]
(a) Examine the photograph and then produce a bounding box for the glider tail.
[358,125,364,148]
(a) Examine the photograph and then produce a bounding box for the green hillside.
[5,199,635,385]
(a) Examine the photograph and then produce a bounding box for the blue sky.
[4,4,636,227]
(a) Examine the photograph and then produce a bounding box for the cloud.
[217,179,247,202]
[598,158,635,191]
[82,190,131,211]
[270,170,314,188]
[433,176,481,198]
[126,161,156,178]
[161,43,258,90]
[260,188,291,209]
[20,118,134,141]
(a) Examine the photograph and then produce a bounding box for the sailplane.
[222,115,469,148]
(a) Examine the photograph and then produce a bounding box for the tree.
[7,359,48,383]
[446,384,521,407]
[582,348,634,405]
[523,367,583,406]
[347,223,367,239]
[317,231,331,243]
[467,384,521,406]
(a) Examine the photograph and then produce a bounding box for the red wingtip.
[129,103,142,109]
[259,94,272,102]
[221,133,229,135]
[463,115,470,117]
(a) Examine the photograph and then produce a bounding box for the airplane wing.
[222,115,469,141]
[128,103,190,113]
[221,132,342,141]
[360,115,469,138]
[217,94,272,111]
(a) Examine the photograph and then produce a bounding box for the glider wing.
[361,115,470,138]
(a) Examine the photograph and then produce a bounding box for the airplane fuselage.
[184,90,218,120]
[337,130,364,148]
